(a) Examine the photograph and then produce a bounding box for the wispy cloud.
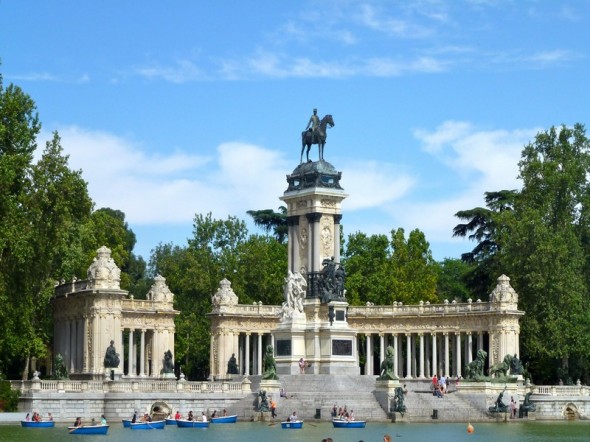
[135,59,207,83]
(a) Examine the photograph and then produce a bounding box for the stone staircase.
[244,374,389,422]
[232,376,496,422]
[400,384,490,422]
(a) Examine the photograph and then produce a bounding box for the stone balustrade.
[532,385,588,396]
[10,378,251,395]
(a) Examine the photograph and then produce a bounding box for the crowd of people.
[25,412,51,422]
[431,374,460,398]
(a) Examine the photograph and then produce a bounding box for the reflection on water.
[1,421,589,442]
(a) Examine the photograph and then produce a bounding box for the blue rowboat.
[130,420,166,430]
[122,419,132,428]
[21,420,55,428]
[281,420,303,429]
[68,424,109,435]
[332,419,366,428]
[211,414,237,423]
[176,419,209,428]
[165,418,177,425]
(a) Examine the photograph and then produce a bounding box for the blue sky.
[1,1,589,262]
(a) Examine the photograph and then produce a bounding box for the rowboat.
[21,420,55,428]
[211,414,237,423]
[165,418,177,425]
[68,424,109,435]
[332,419,366,428]
[176,419,210,428]
[130,420,166,429]
[281,420,303,429]
[122,419,132,428]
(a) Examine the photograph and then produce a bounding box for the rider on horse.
[306,108,320,143]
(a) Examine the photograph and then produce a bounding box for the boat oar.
[307,422,318,427]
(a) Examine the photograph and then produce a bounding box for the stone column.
[431,333,437,378]
[333,214,342,262]
[257,333,263,376]
[379,334,385,365]
[128,329,134,377]
[140,330,146,377]
[455,333,462,377]
[466,332,473,365]
[406,333,412,379]
[365,334,372,375]
[393,334,399,377]
[245,333,251,376]
[444,333,450,377]
[419,333,425,378]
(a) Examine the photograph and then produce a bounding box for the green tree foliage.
[247,207,288,244]
[150,213,286,379]
[454,124,590,384]
[453,190,517,298]
[502,124,590,384]
[435,258,474,302]
[0,79,94,378]
[342,228,438,305]
[342,232,390,305]
[389,228,438,304]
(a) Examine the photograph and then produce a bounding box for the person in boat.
[32,412,40,422]
[101,414,107,425]
[131,411,137,423]
[48,413,53,421]
[211,410,217,419]
[25,413,30,421]
[174,410,181,420]
[201,412,208,422]
[74,417,82,427]
[349,409,355,421]
[290,411,298,422]
[223,409,227,416]
[187,410,194,421]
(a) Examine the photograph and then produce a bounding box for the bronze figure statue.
[104,340,120,368]
[301,112,335,163]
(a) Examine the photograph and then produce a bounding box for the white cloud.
[39,127,294,225]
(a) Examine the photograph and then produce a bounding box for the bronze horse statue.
[301,114,334,163]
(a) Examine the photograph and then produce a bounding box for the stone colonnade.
[209,275,523,378]
[53,247,179,380]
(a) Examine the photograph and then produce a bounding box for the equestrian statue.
[301,108,335,163]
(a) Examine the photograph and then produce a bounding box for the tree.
[389,228,438,304]
[453,190,517,298]
[247,207,288,244]
[341,232,390,305]
[435,258,474,302]
[342,228,438,305]
[502,124,590,384]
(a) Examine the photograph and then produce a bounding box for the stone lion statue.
[464,349,487,379]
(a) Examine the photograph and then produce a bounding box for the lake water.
[1,421,589,442]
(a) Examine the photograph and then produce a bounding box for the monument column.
[333,214,342,262]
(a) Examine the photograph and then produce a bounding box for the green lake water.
[1,421,589,442]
